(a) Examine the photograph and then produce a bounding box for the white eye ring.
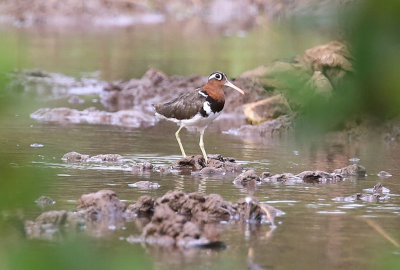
[215,73,222,80]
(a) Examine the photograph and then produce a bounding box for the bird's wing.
[154,88,206,120]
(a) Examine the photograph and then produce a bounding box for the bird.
[153,71,244,163]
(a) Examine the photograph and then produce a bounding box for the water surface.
[1,25,400,269]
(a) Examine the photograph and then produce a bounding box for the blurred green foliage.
[278,0,400,134]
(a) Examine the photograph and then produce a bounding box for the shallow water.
[2,25,400,269]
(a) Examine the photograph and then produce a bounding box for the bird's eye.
[215,73,222,80]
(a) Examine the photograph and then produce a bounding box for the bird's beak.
[224,80,245,95]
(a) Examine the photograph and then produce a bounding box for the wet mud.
[174,154,243,174]
[25,189,283,248]
[333,183,390,203]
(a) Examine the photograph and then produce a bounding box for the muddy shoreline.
[26,153,386,248]
[20,40,400,143]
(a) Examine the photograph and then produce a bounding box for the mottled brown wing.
[154,88,205,120]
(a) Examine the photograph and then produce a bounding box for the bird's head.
[207,71,245,95]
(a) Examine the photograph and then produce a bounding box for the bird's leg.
[175,126,186,157]
[199,128,208,164]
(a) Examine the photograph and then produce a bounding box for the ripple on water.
[30,143,44,148]
[316,210,347,214]
[337,204,365,209]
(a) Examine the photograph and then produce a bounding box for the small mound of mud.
[264,164,367,185]
[62,152,123,163]
[333,164,366,177]
[26,190,127,239]
[173,154,243,174]
[77,190,127,221]
[233,170,261,186]
[264,173,303,184]
[25,210,85,240]
[333,183,389,203]
[296,170,343,183]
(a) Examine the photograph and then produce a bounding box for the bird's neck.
[203,81,225,103]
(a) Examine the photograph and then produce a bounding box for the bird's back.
[153,88,206,120]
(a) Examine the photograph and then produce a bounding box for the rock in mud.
[243,94,292,125]
[35,195,56,208]
[333,164,366,177]
[77,190,126,221]
[174,154,242,174]
[297,41,353,87]
[128,181,160,189]
[233,170,261,186]
[25,210,85,240]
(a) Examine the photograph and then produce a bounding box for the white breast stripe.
[203,101,212,115]
[198,91,207,98]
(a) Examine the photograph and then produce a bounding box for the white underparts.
[203,101,212,115]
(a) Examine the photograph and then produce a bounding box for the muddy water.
[2,26,400,269]
[5,114,400,269]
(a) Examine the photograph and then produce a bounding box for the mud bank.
[228,164,367,187]
[26,189,283,248]
[25,41,400,143]
[25,41,364,141]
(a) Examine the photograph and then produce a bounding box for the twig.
[362,217,400,248]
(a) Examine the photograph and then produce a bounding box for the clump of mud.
[126,191,283,247]
[25,189,283,248]
[62,152,123,163]
[262,163,367,184]
[233,170,261,186]
[173,154,243,174]
[333,183,390,203]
